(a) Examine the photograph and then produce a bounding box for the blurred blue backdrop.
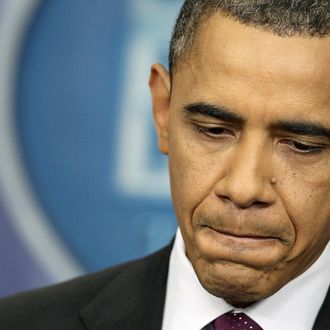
[0,0,182,297]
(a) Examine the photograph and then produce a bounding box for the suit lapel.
[313,286,330,330]
[78,240,330,330]
[79,244,172,330]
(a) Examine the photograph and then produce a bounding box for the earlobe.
[149,64,171,154]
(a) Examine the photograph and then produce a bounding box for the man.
[0,1,329,329]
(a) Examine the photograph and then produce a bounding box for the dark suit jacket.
[0,243,329,330]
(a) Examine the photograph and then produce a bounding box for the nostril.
[252,201,269,208]
[235,201,269,210]
[217,193,270,209]
[218,195,232,203]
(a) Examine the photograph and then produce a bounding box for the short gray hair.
[169,0,330,75]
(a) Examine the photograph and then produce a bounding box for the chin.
[194,258,279,306]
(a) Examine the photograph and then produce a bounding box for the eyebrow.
[183,102,330,139]
[183,102,245,124]
[271,121,330,139]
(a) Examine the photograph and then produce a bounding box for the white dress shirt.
[162,229,330,330]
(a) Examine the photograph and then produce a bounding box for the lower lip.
[197,226,284,267]
[204,227,277,247]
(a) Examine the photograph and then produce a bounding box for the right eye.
[195,124,236,140]
[197,126,226,136]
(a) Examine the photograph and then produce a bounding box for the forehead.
[192,14,330,82]
[173,14,330,119]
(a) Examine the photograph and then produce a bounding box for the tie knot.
[213,311,263,330]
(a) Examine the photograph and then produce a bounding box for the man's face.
[150,14,330,306]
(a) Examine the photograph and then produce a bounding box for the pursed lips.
[201,224,281,241]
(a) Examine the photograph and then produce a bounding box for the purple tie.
[213,311,263,330]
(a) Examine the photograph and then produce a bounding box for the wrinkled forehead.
[176,14,330,90]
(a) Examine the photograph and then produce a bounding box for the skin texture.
[149,14,330,307]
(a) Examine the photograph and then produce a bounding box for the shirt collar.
[162,229,330,330]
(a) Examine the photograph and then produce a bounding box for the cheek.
[295,191,330,241]
[168,136,225,233]
[279,173,330,258]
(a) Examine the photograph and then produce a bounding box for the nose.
[214,138,276,208]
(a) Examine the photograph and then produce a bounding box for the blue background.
[0,0,182,296]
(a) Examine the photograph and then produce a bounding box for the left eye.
[285,140,323,153]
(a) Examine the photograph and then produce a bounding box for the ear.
[149,63,171,155]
